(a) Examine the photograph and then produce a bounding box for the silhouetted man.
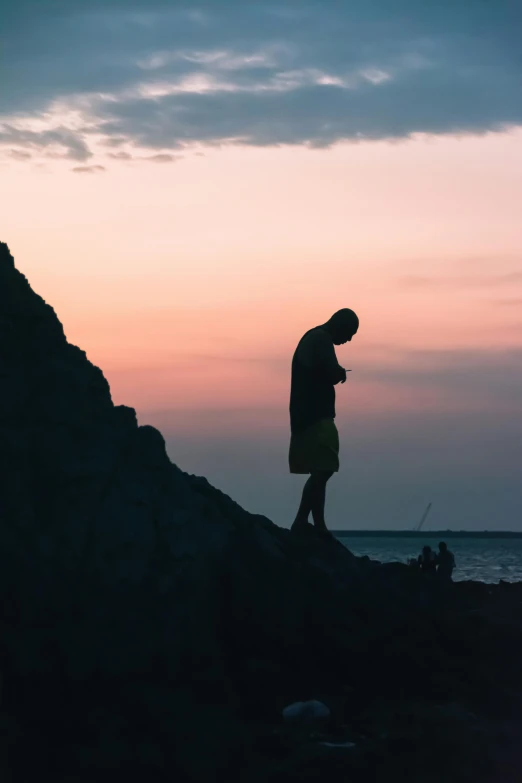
[289,309,359,536]
[436,541,456,581]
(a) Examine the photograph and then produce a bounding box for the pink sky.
[2,129,522,527]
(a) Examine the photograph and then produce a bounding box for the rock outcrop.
[1,240,522,783]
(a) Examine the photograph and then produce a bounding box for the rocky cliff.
[1,240,522,783]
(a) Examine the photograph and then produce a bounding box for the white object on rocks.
[282,700,331,723]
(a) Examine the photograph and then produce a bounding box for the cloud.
[7,149,32,160]
[106,150,177,162]
[0,124,92,160]
[71,164,106,173]
[108,151,133,160]
[145,153,177,162]
[401,272,522,289]
[0,0,521,158]
[496,297,522,307]
[357,346,522,412]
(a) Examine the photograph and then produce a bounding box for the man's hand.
[339,367,351,383]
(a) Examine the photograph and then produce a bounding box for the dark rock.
[1,240,522,782]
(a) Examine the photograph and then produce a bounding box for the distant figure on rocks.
[418,545,437,574]
[289,309,359,537]
[436,541,456,581]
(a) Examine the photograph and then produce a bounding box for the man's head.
[439,542,447,553]
[326,308,359,345]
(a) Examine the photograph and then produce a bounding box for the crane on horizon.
[415,502,432,532]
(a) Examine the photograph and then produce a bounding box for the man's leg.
[291,474,315,530]
[310,470,334,532]
[292,470,334,532]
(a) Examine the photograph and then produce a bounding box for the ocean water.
[335,535,522,583]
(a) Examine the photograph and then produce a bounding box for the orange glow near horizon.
[2,130,522,430]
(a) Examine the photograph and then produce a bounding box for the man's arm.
[299,330,346,384]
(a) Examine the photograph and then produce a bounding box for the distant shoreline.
[333,530,522,539]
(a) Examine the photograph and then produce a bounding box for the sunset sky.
[2,1,521,529]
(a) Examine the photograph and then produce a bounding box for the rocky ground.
[1,240,522,782]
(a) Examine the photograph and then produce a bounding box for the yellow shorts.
[289,418,340,474]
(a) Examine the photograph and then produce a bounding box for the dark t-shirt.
[289,327,344,433]
[437,550,456,578]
